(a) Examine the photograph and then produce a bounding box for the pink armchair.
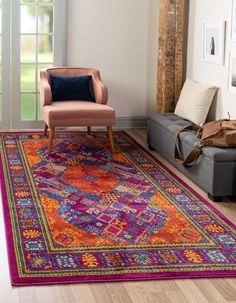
[40,67,115,154]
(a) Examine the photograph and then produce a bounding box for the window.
[20,0,54,121]
[0,0,2,120]
[0,0,67,130]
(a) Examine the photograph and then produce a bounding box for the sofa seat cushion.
[43,101,115,127]
[148,112,236,162]
[148,113,191,134]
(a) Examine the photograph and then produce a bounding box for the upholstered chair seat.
[43,101,115,128]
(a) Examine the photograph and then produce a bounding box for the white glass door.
[3,0,67,130]
[0,1,2,123]
[0,0,11,130]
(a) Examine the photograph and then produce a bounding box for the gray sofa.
[147,112,236,201]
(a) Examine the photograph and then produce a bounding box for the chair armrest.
[91,70,108,104]
[40,70,52,107]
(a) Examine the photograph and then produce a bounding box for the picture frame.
[232,0,236,41]
[203,21,226,65]
[229,53,236,93]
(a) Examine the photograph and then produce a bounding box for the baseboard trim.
[115,117,147,129]
[9,117,148,131]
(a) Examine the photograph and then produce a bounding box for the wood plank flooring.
[0,128,236,303]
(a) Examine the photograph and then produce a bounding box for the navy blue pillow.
[50,75,95,102]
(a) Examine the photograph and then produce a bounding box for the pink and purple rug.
[0,131,236,286]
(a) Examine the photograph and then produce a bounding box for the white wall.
[187,0,236,120]
[67,0,159,119]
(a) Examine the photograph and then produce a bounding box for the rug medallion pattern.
[1,131,236,285]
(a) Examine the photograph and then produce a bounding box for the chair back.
[40,67,108,106]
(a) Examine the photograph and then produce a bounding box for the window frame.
[10,0,68,130]
[0,0,11,130]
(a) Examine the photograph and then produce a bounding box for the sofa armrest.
[91,70,108,104]
[40,70,52,108]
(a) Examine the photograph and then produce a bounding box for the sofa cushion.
[148,112,236,162]
[148,113,191,134]
[174,79,217,126]
[50,75,95,102]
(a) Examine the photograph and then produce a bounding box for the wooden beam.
[157,0,189,112]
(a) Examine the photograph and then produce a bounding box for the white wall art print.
[203,21,226,65]
[232,0,236,41]
[229,53,236,94]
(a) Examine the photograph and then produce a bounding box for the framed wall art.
[232,0,236,40]
[203,21,226,65]
[229,53,236,93]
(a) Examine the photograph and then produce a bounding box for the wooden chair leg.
[87,126,92,136]
[107,126,115,153]
[48,127,55,154]
[44,123,48,136]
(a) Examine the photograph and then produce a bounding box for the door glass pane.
[21,5,36,33]
[21,35,36,62]
[38,35,53,62]
[0,2,2,34]
[0,36,2,62]
[21,64,36,91]
[0,94,2,120]
[0,0,2,121]
[38,6,53,33]
[0,64,2,91]
[21,94,36,120]
[38,0,53,3]
[21,0,36,3]
[20,0,55,122]
[38,63,51,71]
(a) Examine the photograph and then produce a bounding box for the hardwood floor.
[0,128,236,303]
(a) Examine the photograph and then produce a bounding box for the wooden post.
[157,0,189,112]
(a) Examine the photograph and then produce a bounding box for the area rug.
[0,131,236,286]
